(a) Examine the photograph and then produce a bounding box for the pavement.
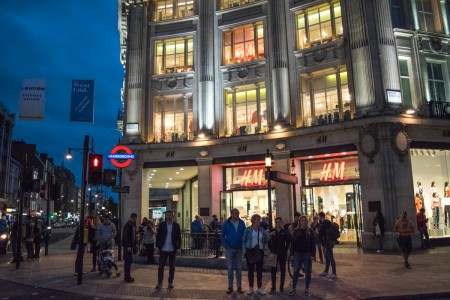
[0,236,450,300]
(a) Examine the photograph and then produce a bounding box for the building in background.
[118,0,450,249]
[0,102,15,215]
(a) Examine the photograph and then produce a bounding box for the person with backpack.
[289,215,316,296]
[318,212,337,279]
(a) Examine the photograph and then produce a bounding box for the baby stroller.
[97,250,120,278]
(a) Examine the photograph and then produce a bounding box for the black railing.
[429,101,450,119]
[181,231,223,257]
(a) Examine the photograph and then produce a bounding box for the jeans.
[225,248,243,288]
[376,235,383,251]
[315,238,323,261]
[433,207,440,227]
[323,242,336,275]
[144,243,155,264]
[34,240,40,257]
[292,252,312,290]
[271,256,286,290]
[419,228,431,248]
[246,249,264,288]
[444,205,450,226]
[91,245,99,268]
[158,250,176,284]
[100,240,113,251]
[123,247,133,280]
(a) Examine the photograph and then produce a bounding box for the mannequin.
[430,181,437,197]
[443,182,450,227]
[416,181,424,201]
[414,193,422,213]
[431,192,441,229]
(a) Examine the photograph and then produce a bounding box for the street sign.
[267,171,298,185]
[112,185,130,193]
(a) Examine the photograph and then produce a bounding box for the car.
[52,221,65,229]
[65,219,76,228]
[0,219,10,254]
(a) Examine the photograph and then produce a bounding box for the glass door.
[353,183,363,247]
[220,191,233,223]
[301,187,315,216]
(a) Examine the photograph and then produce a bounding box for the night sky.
[0,1,124,196]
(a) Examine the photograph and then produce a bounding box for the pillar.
[273,152,293,224]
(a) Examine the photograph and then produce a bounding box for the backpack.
[328,222,340,241]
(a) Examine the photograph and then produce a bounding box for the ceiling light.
[274,124,282,130]
[308,155,313,158]
[405,109,416,115]
[176,172,179,174]
[153,170,157,172]
[325,154,330,157]
[169,178,173,180]
[180,168,184,171]
[341,152,347,155]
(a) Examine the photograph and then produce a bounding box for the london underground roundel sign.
[108,145,135,168]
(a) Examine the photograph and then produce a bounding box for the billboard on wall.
[305,156,360,185]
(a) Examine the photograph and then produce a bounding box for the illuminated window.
[223,23,264,65]
[225,83,267,136]
[221,0,263,9]
[155,0,195,21]
[301,67,350,126]
[155,37,194,74]
[399,59,412,108]
[427,62,446,102]
[154,95,193,142]
[416,0,441,32]
[296,1,343,50]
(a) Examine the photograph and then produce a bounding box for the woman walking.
[289,215,315,296]
[243,214,269,296]
[268,217,290,294]
[143,220,156,264]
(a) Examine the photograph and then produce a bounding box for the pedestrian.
[33,217,42,258]
[268,217,290,294]
[209,214,220,231]
[10,214,23,263]
[394,211,415,268]
[289,215,315,296]
[318,211,337,279]
[243,213,269,296]
[143,219,156,264]
[416,208,434,249]
[99,217,117,250]
[260,216,269,230]
[25,216,35,259]
[155,210,181,290]
[89,216,101,272]
[122,212,138,283]
[221,208,246,294]
[310,216,323,263]
[287,211,301,236]
[191,215,204,249]
[373,211,385,253]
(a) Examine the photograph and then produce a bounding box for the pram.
[97,250,120,278]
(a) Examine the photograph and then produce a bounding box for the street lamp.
[265,149,274,229]
[291,159,298,214]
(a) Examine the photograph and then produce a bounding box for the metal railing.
[180,231,223,257]
[429,100,450,119]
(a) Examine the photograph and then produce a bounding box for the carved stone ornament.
[275,140,287,151]
[124,150,142,179]
[359,125,379,164]
[314,49,327,62]
[237,68,249,78]
[198,148,209,157]
[391,123,411,162]
[167,79,178,88]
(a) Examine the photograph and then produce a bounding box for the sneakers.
[376,249,382,253]
[155,283,162,290]
[288,288,296,296]
[279,288,285,294]
[124,277,135,283]
[329,274,337,279]
[247,287,254,295]
[237,287,244,294]
[319,271,328,277]
[226,287,233,294]
[168,283,174,289]
[269,288,276,294]
[304,288,310,296]
[257,288,266,295]
[404,261,411,268]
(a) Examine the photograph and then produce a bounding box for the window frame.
[155,0,195,21]
[155,37,194,75]
[222,23,265,65]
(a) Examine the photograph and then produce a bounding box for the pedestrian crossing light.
[88,154,103,185]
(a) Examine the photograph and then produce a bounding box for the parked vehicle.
[0,219,10,254]
[53,221,65,229]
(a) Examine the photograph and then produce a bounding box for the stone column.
[121,160,145,228]
[123,1,148,143]
[273,151,293,225]
[197,0,215,135]
[196,157,213,216]
[267,0,291,127]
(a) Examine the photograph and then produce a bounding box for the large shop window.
[426,62,446,102]
[225,83,267,136]
[155,37,194,74]
[416,0,441,33]
[223,23,264,65]
[399,59,413,108]
[154,94,193,142]
[221,0,263,9]
[296,1,343,50]
[410,149,450,237]
[301,67,350,127]
[155,0,194,21]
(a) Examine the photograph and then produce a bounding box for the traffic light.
[88,154,103,185]
[103,169,117,186]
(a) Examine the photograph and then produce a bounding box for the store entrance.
[301,183,362,245]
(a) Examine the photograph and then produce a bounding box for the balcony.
[429,101,450,119]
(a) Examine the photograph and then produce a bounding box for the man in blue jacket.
[220,208,246,294]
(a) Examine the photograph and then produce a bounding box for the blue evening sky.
[0,1,124,198]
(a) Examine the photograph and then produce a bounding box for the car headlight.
[0,234,6,239]
[47,226,52,230]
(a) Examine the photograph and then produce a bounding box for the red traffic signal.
[88,154,103,185]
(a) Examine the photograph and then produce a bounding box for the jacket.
[268,228,291,258]
[318,219,334,244]
[243,226,269,250]
[143,227,156,244]
[156,221,181,251]
[220,218,246,249]
[373,216,385,236]
[291,227,316,257]
[122,220,135,248]
[416,213,428,231]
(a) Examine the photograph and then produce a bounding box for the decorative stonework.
[391,123,411,162]
[151,75,194,91]
[222,62,265,83]
[275,140,287,151]
[198,147,210,158]
[359,125,379,163]
[124,150,143,179]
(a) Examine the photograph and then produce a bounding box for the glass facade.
[223,23,264,65]
[155,37,194,74]
[155,0,195,21]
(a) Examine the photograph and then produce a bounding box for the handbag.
[265,252,278,268]
[246,230,263,264]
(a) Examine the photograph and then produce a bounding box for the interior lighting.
[198,133,205,139]
[274,124,282,131]
[405,109,416,115]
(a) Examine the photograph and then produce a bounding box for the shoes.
[247,287,254,295]
[329,274,337,279]
[376,250,382,253]
[116,272,121,277]
[404,261,411,268]
[288,288,296,296]
[237,287,244,294]
[124,277,135,283]
[226,287,233,294]
[90,268,96,272]
[279,288,285,294]
[10,260,16,263]
[257,288,266,295]
[155,283,162,290]
[168,283,174,289]
[269,288,276,294]
[304,288,310,296]
[319,272,328,277]
[428,246,435,249]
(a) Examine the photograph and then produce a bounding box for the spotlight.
[405,109,416,115]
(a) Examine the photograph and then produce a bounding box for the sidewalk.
[0,236,449,300]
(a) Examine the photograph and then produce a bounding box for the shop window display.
[155,37,194,74]
[155,0,195,21]
[223,23,264,65]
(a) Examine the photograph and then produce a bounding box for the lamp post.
[265,149,273,230]
[291,159,297,214]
